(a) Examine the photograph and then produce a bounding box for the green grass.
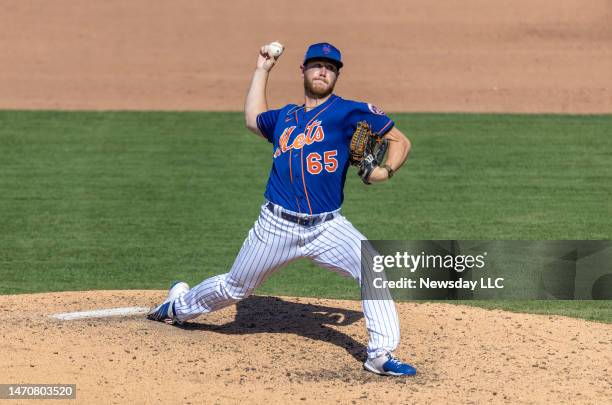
[454,300,612,324]
[1,111,610,322]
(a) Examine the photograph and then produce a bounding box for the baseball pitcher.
[148,42,415,376]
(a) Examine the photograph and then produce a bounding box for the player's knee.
[227,287,253,301]
[222,275,255,301]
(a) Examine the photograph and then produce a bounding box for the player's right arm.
[245,46,279,138]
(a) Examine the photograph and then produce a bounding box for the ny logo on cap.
[322,45,331,54]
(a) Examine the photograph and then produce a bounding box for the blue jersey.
[256,94,394,215]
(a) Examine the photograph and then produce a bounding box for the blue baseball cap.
[303,42,343,69]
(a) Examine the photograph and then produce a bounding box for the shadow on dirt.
[175,296,366,361]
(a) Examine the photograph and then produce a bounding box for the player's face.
[302,59,339,98]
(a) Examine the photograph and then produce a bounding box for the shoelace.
[386,356,404,367]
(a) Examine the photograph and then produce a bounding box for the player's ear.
[300,64,305,77]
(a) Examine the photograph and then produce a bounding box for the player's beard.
[304,76,336,99]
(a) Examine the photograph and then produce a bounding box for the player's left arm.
[368,127,411,183]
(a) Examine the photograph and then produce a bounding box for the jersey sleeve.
[256,108,282,143]
[348,102,395,136]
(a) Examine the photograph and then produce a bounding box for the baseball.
[267,41,284,57]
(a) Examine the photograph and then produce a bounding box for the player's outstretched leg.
[170,203,303,322]
[305,214,416,376]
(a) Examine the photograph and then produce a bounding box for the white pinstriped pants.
[174,202,400,358]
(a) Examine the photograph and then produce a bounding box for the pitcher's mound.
[1,291,609,404]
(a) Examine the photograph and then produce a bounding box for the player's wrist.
[380,164,394,179]
[367,166,389,183]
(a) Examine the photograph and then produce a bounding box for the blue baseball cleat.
[146,281,190,324]
[363,352,417,376]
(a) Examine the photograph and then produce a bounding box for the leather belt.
[266,202,334,227]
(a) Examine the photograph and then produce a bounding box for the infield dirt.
[1,291,610,404]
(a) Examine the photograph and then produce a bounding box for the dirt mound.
[0,1,610,113]
[1,291,610,404]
